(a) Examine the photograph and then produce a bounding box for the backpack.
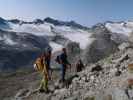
[55,55,61,64]
[34,57,44,72]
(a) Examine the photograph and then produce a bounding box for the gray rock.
[115,70,122,76]
[118,42,130,51]
[15,89,31,99]
[112,53,129,63]
[91,65,103,72]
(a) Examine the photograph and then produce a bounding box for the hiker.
[56,48,71,83]
[34,52,51,93]
[76,59,84,72]
[45,47,52,80]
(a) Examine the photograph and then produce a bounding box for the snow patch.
[9,22,55,36]
[3,35,17,45]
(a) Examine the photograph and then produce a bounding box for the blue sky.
[0,0,133,26]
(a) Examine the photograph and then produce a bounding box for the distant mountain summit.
[44,17,88,29]
[33,19,44,24]
[0,17,11,30]
[7,17,89,30]
[8,19,22,24]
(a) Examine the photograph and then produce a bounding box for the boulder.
[65,41,81,62]
[65,41,80,55]
[91,65,103,72]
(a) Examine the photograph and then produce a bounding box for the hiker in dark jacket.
[59,48,71,83]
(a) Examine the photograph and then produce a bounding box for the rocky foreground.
[10,43,132,100]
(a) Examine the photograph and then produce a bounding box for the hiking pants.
[61,64,66,82]
[39,74,48,91]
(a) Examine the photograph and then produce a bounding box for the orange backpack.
[34,57,44,72]
[34,56,49,80]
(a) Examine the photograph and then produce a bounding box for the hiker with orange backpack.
[45,47,53,80]
[34,52,51,93]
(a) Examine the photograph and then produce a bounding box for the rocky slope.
[10,42,133,100]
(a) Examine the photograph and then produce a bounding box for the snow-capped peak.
[9,22,54,36]
[0,17,11,30]
[105,21,133,36]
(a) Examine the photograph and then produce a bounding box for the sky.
[0,0,133,26]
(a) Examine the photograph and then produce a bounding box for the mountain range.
[0,17,133,71]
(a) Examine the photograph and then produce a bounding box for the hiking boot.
[39,89,45,93]
[39,88,50,94]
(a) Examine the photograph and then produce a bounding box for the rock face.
[83,33,118,64]
[66,41,80,55]
[65,41,81,56]
[65,41,81,62]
